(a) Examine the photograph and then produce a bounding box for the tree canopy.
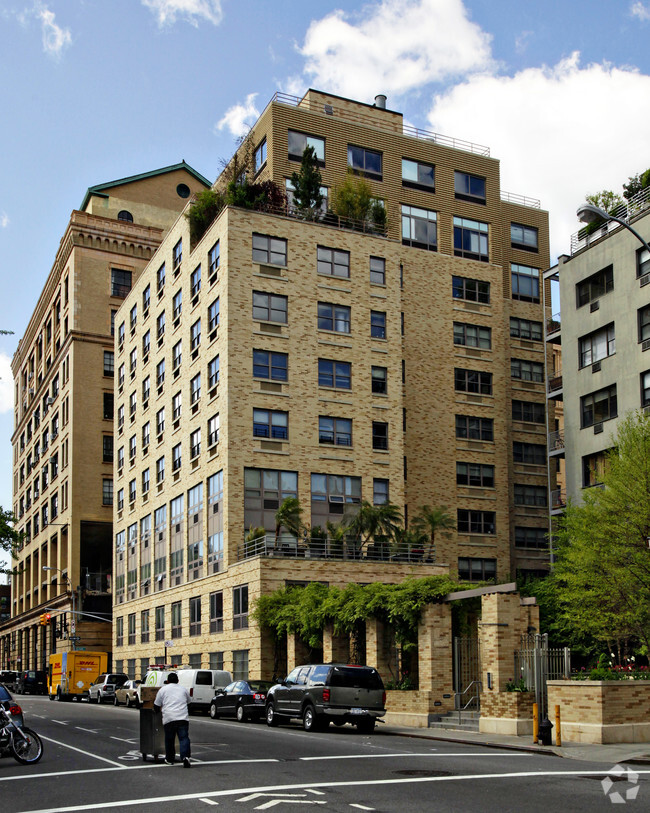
[0,507,21,576]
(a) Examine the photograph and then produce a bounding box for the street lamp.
[577,203,650,255]
[42,566,76,651]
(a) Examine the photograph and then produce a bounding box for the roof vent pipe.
[374,94,387,109]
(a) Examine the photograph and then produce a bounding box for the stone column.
[418,603,454,712]
[479,592,521,693]
[365,618,392,678]
[286,633,311,673]
[322,624,349,663]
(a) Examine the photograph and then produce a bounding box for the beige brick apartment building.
[110,90,553,681]
[1,164,210,672]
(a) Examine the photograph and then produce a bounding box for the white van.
[176,669,232,714]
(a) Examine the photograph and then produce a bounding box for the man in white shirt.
[154,672,192,767]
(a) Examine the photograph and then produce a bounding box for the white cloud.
[0,354,13,415]
[630,2,650,21]
[142,0,223,27]
[215,93,260,138]
[36,4,71,58]
[515,30,532,56]
[298,0,493,102]
[0,213,8,228]
[426,53,650,257]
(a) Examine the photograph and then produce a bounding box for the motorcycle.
[0,705,43,764]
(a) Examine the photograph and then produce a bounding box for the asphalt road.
[0,696,648,813]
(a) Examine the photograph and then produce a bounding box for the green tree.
[289,146,324,219]
[274,497,303,547]
[331,170,373,223]
[344,500,402,553]
[186,188,225,247]
[0,507,22,576]
[411,505,455,562]
[623,169,650,201]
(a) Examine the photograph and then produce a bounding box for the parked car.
[113,679,141,708]
[0,685,24,730]
[15,670,47,695]
[88,673,129,704]
[0,671,18,691]
[265,663,386,733]
[210,680,273,722]
[175,669,232,714]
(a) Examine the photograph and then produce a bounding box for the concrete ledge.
[383,711,431,729]
[479,716,533,736]
[561,722,650,745]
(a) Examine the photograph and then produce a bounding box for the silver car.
[88,673,129,704]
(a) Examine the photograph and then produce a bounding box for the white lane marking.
[38,736,128,768]
[0,757,279,782]
[18,770,650,813]
[299,752,530,761]
[110,737,137,744]
[350,806,374,811]
[200,801,219,806]
[75,727,99,734]
[306,790,325,795]
[256,802,326,810]
[238,793,312,802]
[51,720,69,725]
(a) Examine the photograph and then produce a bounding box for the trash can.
[538,717,554,746]
[139,686,164,762]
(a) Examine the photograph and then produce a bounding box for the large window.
[317,246,350,278]
[511,359,544,382]
[189,597,201,636]
[319,416,352,446]
[318,302,350,333]
[515,527,548,549]
[252,233,287,266]
[171,601,182,638]
[513,442,546,465]
[244,468,298,533]
[514,485,547,506]
[233,585,249,630]
[311,473,361,524]
[253,350,288,381]
[511,263,540,303]
[253,409,288,440]
[348,144,382,179]
[510,318,542,341]
[401,205,437,251]
[457,510,495,535]
[512,400,545,423]
[453,322,491,349]
[288,130,324,162]
[453,217,489,262]
[252,291,288,323]
[458,557,496,582]
[210,591,223,633]
[455,415,493,441]
[456,462,494,487]
[576,265,613,307]
[318,359,351,389]
[454,368,492,394]
[579,323,615,368]
[454,171,486,203]
[511,222,538,251]
[111,269,132,298]
[581,385,617,428]
[402,158,435,191]
[452,276,490,304]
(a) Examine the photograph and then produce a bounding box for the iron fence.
[238,534,434,564]
[515,633,570,718]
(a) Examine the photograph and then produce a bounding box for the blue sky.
[2,0,650,568]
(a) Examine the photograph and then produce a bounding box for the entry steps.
[428,709,480,732]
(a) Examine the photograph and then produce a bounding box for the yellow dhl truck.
[48,652,108,701]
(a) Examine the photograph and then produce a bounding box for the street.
[0,696,648,812]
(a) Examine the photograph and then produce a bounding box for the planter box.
[479,691,535,735]
[547,680,650,744]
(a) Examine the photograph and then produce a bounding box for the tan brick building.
[3,164,210,672]
[111,90,552,681]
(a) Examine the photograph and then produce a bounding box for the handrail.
[455,679,482,724]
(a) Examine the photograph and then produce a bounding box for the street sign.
[164,640,174,647]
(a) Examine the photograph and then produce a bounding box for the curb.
[383,728,562,757]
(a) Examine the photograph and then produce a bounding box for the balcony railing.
[551,489,566,511]
[570,186,650,255]
[548,430,564,452]
[547,369,563,395]
[546,313,561,335]
[239,534,435,564]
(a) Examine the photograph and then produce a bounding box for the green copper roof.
[79,161,211,211]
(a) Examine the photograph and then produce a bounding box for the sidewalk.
[383,723,650,765]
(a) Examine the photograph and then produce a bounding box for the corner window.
[513,442,546,465]
[453,217,489,262]
[401,205,437,251]
[512,400,545,423]
[455,415,493,441]
[254,138,267,173]
[511,222,538,252]
[252,233,287,266]
[515,527,547,549]
[511,263,540,303]
[347,144,382,179]
[514,484,547,506]
[402,158,435,191]
[288,130,325,163]
[454,171,486,203]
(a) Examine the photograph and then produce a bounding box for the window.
[103,435,114,462]
[143,284,150,313]
[143,330,151,357]
[371,366,387,395]
[370,311,386,339]
[455,415,493,441]
[116,446,125,471]
[189,267,201,302]
[208,242,220,281]
[143,376,151,405]
[116,617,124,647]
[118,322,125,349]
[210,591,223,633]
[190,373,201,405]
[157,311,165,340]
[514,484,547,506]
[171,601,182,638]
[252,291,288,323]
[118,209,133,222]
[173,340,182,372]
[319,416,352,446]
[318,302,350,333]
[142,468,150,494]
[172,391,182,421]
[208,298,220,332]
[642,370,650,407]
[244,468,298,532]
[515,527,548,549]
[454,170,486,203]
[348,144,382,179]
[582,449,611,488]
[454,368,492,394]
[581,385,617,428]
[208,356,220,389]
[157,263,165,294]
[511,222,538,251]
[129,434,136,462]
[513,442,546,465]
[190,428,201,459]
[233,650,249,681]
[104,351,114,377]
[156,407,165,438]
[142,421,151,449]
[111,269,132,298]
[155,606,165,641]
[156,456,165,483]
[370,256,385,285]
[401,205,437,251]
[254,138,267,172]
[511,263,540,303]
[233,585,249,630]
[252,233,287,266]
[402,158,435,191]
[102,479,113,505]
[456,462,494,487]
[639,305,650,343]
[510,317,543,341]
[172,443,181,472]
[129,479,136,503]
[454,322,491,349]
[288,130,325,162]
[512,400,545,423]
[638,247,650,278]
[130,304,137,332]
[577,264,614,307]
[253,409,288,440]
[511,359,544,383]
[373,479,389,505]
[452,275,490,303]
[457,509,495,535]
[318,359,351,389]
[253,350,287,381]
[127,613,136,645]
[285,178,328,213]
[117,488,124,511]
[372,421,388,450]
[173,238,182,272]
[458,557,496,582]
[317,246,350,278]
[141,610,150,644]
[130,347,137,375]
[172,289,182,322]
[156,359,165,389]
[453,217,489,262]
[208,414,220,446]
[103,393,114,419]
[129,391,137,418]
[579,323,615,368]
[189,597,201,636]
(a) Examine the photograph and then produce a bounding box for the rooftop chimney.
[374,94,387,110]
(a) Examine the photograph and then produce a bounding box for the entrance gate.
[514,633,570,718]
[453,636,481,713]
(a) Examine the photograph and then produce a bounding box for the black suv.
[15,670,47,695]
[265,663,385,733]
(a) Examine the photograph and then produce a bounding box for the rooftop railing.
[501,191,541,209]
[570,186,650,255]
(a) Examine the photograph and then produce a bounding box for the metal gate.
[514,633,570,718]
[453,637,481,712]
